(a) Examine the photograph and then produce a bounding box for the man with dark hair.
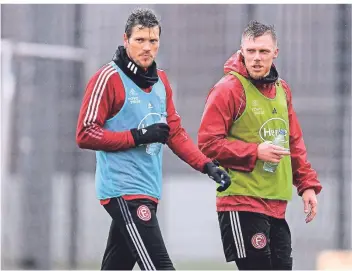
[76,8,230,270]
[198,20,323,270]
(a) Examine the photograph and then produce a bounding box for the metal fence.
[1,4,351,270]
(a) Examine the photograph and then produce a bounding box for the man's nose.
[142,42,151,51]
[254,51,261,61]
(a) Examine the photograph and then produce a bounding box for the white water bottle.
[263,129,287,173]
[146,114,167,156]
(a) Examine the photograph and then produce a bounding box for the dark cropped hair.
[125,8,161,39]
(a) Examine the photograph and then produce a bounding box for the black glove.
[131,123,170,146]
[203,162,231,192]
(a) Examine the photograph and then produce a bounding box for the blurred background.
[1,3,351,270]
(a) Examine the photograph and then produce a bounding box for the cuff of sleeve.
[247,143,259,171]
[201,158,213,173]
[128,130,137,147]
[298,184,323,196]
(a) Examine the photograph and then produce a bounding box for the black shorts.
[218,211,293,270]
[101,197,174,270]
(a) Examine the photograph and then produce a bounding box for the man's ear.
[273,47,279,59]
[123,33,128,48]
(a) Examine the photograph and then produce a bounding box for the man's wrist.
[202,159,219,174]
[300,187,317,196]
[130,128,140,146]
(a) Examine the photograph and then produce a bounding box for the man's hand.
[131,123,170,146]
[203,162,231,192]
[257,142,290,163]
[302,188,318,223]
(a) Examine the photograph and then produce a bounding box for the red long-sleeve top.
[198,51,322,219]
[76,63,211,204]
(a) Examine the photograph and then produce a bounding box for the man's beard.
[249,68,271,80]
[249,72,265,80]
[135,59,153,69]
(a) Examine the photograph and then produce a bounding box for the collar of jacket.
[112,46,159,89]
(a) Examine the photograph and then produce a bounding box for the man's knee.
[155,261,175,270]
[235,252,272,270]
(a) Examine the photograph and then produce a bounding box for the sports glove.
[203,161,231,192]
[131,123,170,146]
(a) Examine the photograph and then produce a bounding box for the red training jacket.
[198,51,322,219]
[76,63,211,204]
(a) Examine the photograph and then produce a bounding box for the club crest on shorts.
[137,205,151,221]
[251,233,267,249]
